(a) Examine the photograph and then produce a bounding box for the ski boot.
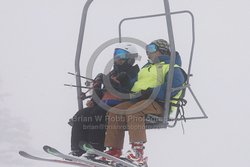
[69,149,85,157]
[124,142,148,167]
[96,148,122,165]
[82,152,98,160]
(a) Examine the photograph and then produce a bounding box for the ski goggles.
[146,43,158,55]
[114,48,129,60]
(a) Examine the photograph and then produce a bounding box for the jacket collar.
[144,52,182,67]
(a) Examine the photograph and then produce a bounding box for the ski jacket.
[131,52,186,103]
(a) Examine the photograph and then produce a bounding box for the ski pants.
[104,100,164,149]
[71,106,107,152]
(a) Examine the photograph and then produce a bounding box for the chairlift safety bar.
[118,10,195,86]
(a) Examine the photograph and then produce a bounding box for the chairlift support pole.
[74,0,93,110]
[162,0,176,127]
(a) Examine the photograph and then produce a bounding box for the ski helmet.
[150,39,170,55]
[113,43,138,66]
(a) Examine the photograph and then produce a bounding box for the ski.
[19,150,89,166]
[43,145,111,167]
[79,143,139,167]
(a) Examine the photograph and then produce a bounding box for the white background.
[1,0,250,167]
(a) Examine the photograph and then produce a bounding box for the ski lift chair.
[71,0,208,130]
[116,6,208,129]
[144,81,188,129]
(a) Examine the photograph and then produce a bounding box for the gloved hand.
[93,73,104,88]
[140,88,153,100]
[130,88,154,101]
[86,100,94,108]
[94,73,103,81]
[109,72,128,85]
[116,72,129,83]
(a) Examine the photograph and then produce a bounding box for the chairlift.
[70,0,208,130]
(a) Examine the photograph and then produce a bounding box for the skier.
[70,43,140,157]
[103,39,186,165]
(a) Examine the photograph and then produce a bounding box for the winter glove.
[140,88,153,100]
[116,72,129,83]
[130,88,154,102]
[86,99,94,108]
[94,73,103,81]
[93,73,104,88]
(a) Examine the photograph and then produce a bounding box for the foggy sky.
[0,0,250,167]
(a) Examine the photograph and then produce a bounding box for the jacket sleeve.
[127,68,139,89]
[124,64,139,90]
[155,67,185,102]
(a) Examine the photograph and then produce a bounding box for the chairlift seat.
[145,114,164,124]
[144,91,188,129]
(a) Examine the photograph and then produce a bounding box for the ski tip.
[43,145,61,156]
[43,145,50,151]
[43,145,56,153]
[19,150,30,157]
[19,151,25,156]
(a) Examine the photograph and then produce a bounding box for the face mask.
[114,60,132,72]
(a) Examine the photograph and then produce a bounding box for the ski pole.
[68,72,94,81]
[64,84,93,89]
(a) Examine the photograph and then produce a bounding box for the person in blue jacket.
[103,39,186,165]
[70,43,139,157]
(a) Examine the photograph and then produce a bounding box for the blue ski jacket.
[132,52,186,103]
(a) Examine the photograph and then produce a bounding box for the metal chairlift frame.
[73,0,208,129]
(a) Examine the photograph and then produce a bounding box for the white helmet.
[114,43,138,65]
[115,43,138,54]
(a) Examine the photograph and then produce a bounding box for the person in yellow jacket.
[103,39,186,165]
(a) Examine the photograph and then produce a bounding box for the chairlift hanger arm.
[74,0,93,110]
